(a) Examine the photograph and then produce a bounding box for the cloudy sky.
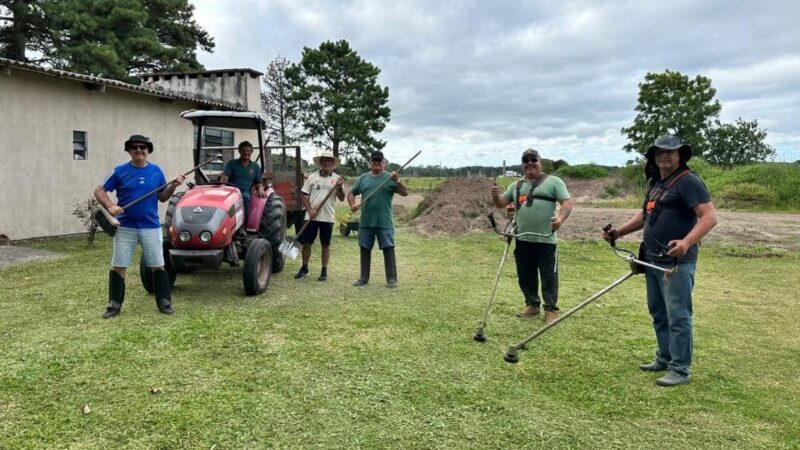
[192,0,800,167]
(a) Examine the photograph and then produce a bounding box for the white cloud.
[191,0,800,166]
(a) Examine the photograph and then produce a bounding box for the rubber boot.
[102,270,125,319]
[383,247,398,288]
[353,248,371,286]
[153,269,175,315]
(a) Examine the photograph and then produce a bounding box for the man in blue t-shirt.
[347,150,408,287]
[220,141,267,220]
[603,135,718,387]
[94,135,185,319]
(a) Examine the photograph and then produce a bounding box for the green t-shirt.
[350,171,398,229]
[222,159,262,195]
[502,175,570,244]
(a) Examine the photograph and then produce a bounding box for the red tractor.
[140,111,291,296]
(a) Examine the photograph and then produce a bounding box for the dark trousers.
[514,240,559,311]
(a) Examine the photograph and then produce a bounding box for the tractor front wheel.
[243,238,272,296]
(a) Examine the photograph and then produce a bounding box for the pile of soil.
[410,177,505,235]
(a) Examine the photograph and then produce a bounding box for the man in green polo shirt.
[220,141,267,219]
[348,150,409,288]
[491,148,572,324]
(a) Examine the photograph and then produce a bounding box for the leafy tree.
[0,0,50,61]
[286,40,390,163]
[706,118,775,167]
[621,70,721,158]
[0,0,213,82]
[262,55,301,145]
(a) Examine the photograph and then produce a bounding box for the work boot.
[353,248,371,286]
[639,361,668,372]
[544,310,559,325]
[102,270,125,319]
[295,265,309,279]
[383,247,398,288]
[656,371,691,387]
[515,305,540,318]
[318,267,328,281]
[153,269,175,315]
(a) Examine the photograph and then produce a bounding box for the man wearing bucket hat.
[347,150,408,288]
[93,135,185,318]
[603,134,717,387]
[491,148,572,325]
[294,150,345,281]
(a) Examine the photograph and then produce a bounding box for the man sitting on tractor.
[220,140,267,219]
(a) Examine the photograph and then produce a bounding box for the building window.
[73,131,87,160]
[201,128,234,172]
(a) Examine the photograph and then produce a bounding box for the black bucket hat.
[370,150,385,162]
[646,134,691,162]
[124,134,154,153]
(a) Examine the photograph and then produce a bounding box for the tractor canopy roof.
[180,110,267,130]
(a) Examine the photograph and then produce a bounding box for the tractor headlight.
[179,230,191,242]
[199,231,212,242]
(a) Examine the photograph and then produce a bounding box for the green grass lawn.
[1,231,799,449]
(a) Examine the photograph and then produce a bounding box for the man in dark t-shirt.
[603,135,718,387]
[220,141,266,219]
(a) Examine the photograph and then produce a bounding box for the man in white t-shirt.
[295,150,345,281]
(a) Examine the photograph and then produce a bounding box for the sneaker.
[294,266,309,279]
[318,268,328,281]
[102,307,121,319]
[516,305,540,318]
[353,279,368,287]
[639,361,668,372]
[544,310,558,324]
[656,370,691,387]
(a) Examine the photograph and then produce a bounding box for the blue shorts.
[112,227,164,268]
[358,227,395,250]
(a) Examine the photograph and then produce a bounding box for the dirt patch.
[407,177,800,250]
[409,177,503,235]
[0,246,64,268]
[562,177,620,203]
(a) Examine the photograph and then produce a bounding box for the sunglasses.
[521,157,539,164]
[129,145,148,151]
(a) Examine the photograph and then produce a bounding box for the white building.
[0,58,263,240]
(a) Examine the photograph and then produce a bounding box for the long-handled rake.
[94,156,222,236]
[278,175,343,259]
[501,224,677,363]
[473,212,554,342]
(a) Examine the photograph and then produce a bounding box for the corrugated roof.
[138,68,263,78]
[0,57,247,111]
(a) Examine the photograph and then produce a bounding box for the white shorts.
[112,227,164,268]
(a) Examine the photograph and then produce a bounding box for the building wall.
[0,70,256,240]
[140,71,262,111]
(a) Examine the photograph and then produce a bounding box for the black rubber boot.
[153,269,175,315]
[103,270,125,319]
[383,247,398,288]
[353,247,371,286]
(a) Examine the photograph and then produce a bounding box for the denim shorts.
[358,227,395,250]
[112,226,164,268]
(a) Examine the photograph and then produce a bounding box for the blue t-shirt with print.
[102,162,167,229]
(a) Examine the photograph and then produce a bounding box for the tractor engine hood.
[170,185,244,248]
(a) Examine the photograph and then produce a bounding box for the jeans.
[112,226,164,268]
[645,262,696,376]
[358,227,395,250]
[514,240,559,311]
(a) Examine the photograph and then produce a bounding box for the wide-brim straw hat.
[313,149,340,168]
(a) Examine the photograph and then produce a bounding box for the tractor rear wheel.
[243,238,272,296]
[140,241,177,293]
[259,194,286,273]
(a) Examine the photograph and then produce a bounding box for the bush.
[717,183,779,205]
[556,164,609,179]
